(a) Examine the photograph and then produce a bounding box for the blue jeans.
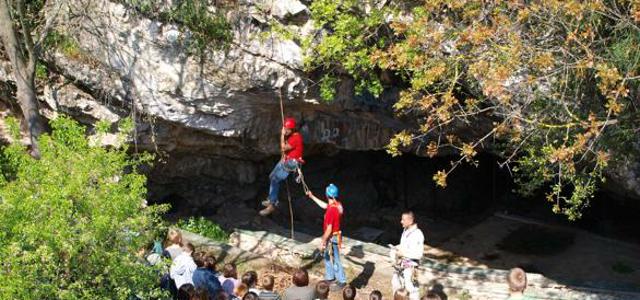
[267,159,298,205]
[324,236,346,284]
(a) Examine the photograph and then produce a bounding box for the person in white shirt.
[164,228,184,260]
[390,211,424,300]
[170,242,197,289]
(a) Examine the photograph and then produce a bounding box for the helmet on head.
[284,117,296,129]
[325,183,339,198]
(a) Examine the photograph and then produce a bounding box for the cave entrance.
[254,150,514,245]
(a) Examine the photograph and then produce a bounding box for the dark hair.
[393,289,409,300]
[241,271,258,288]
[177,283,196,300]
[315,280,330,299]
[261,275,275,291]
[342,285,356,300]
[421,292,442,300]
[369,290,383,300]
[192,288,210,300]
[215,291,230,300]
[184,242,195,253]
[223,263,238,278]
[202,252,217,270]
[507,268,527,293]
[292,269,309,287]
[193,251,206,268]
[242,292,259,300]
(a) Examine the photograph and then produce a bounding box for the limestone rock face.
[0,0,637,211]
[44,0,401,160]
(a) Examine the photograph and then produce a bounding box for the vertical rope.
[279,90,295,240]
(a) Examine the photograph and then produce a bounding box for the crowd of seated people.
[147,229,533,300]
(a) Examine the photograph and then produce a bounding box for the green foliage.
[319,74,339,102]
[0,116,169,299]
[94,119,113,134]
[44,30,82,58]
[177,217,229,242]
[305,0,640,220]
[120,0,232,54]
[35,61,48,80]
[307,0,394,101]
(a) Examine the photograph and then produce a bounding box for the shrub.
[177,217,229,242]
[0,116,169,299]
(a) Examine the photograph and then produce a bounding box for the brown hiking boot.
[261,199,271,207]
[259,204,276,216]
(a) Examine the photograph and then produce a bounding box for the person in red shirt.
[306,184,347,290]
[259,117,304,216]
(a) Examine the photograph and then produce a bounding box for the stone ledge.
[227,227,640,300]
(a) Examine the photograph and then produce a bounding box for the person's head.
[241,271,258,288]
[260,274,275,291]
[315,280,330,300]
[325,183,339,200]
[177,283,196,300]
[292,268,309,287]
[242,292,259,300]
[192,288,210,300]
[393,288,409,300]
[400,211,416,229]
[421,292,441,300]
[202,252,217,270]
[234,283,248,298]
[284,117,296,135]
[182,242,195,255]
[342,285,356,300]
[215,290,230,300]
[167,228,183,246]
[369,290,382,300]
[507,268,527,294]
[193,251,206,268]
[223,263,238,278]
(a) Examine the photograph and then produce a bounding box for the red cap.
[284,117,296,129]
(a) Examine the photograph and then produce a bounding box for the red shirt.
[323,201,342,234]
[285,132,303,161]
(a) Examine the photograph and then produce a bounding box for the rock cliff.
[0,0,637,211]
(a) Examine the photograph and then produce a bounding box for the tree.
[305,0,640,220]
[0,116,168,299]
[0,0,62,158]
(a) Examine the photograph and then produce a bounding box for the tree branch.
[16,0,34,64]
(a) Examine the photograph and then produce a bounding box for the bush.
[177,217,228,242]
[0,116,169,299]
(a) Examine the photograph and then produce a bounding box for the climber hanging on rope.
[259,117,304,217]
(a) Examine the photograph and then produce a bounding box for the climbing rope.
[273,21,311,239]
[278,90,295,240]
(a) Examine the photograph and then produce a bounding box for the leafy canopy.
[0,116,168,299]
[306,0,640,220]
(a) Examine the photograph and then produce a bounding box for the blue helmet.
[325,183,339,198]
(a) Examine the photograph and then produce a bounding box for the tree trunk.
[0,0,45,158]
[15,70,45,157]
